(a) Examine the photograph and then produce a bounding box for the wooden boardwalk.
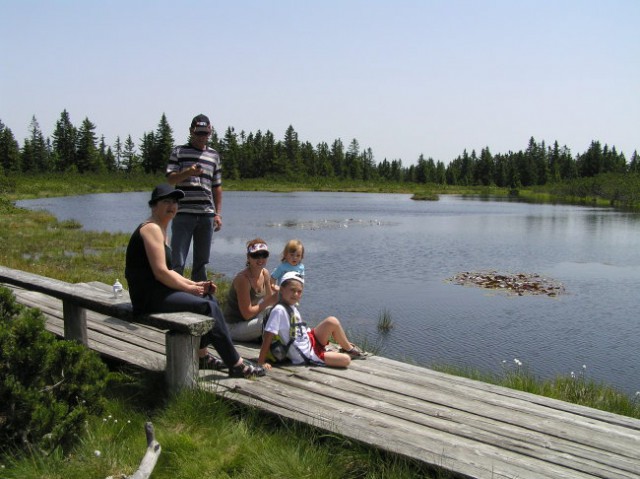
[4,281,640,479]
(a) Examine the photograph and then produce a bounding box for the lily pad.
[447,271,566,297]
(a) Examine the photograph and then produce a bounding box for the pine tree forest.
[1,110,638,188]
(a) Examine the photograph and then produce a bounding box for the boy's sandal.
[340,344,370,360]
[324,343,339,352]
[229,359,266,378]
[199,352,226,370]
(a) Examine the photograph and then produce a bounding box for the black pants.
[141,289,240,367]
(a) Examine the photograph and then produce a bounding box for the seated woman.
[224,238,279,342]
[124,184,264,378]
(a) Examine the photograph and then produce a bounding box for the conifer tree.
[76,117,100,172]
[122,135,139,172]
[152,113,174,173]
[22,116,49,173]
[259,130,277,177]
[300,141,317,177]
[0,120,21,174]
[52,109,77,171]
[362,147,377,181]
[345,139,362,180]
[139,131,155,173]
[330,138,345,178]
[220,126,240,179]
[113,136,123,170]
[628,151,640,174]
[316,141,333,177]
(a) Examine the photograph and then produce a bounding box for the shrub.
[0,287,109,453]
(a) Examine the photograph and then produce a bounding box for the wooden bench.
[0,265,213,393]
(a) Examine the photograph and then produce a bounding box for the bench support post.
[63,300,88,345]
[165,332,199,393]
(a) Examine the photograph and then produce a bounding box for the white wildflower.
[94,450,101,457]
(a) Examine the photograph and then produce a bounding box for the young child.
[270,239,305,290]
[258,271,368,370]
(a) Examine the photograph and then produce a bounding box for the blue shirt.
[271,262,305,286]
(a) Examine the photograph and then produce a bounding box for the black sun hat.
[149,184,185,206]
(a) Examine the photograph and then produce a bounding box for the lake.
[17,191,640,396]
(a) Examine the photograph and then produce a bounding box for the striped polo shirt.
[166,143,222,216]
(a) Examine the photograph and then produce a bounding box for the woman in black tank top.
[124,184,265,379]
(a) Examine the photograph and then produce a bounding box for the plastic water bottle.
[112,279,123,298]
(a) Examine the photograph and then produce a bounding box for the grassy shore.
[1,173,639,478]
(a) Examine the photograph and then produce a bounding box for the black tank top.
[124,222,172,312]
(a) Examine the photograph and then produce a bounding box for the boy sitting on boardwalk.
[258,271,368,369]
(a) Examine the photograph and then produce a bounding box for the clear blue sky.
[1,0,638,165]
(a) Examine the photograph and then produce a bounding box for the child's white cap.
[281,271,304,285]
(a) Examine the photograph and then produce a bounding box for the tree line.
[1,110,638,188]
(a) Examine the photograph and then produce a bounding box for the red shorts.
[307,328,326,361]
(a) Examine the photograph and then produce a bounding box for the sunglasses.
[249,251,269,259]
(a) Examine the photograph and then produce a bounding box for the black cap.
[149,184,185,206]
[190,114,211,134]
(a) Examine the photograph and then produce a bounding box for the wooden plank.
[273,369,638,478]
[7,286,166,371]
[0,266,213,335]
[374,358,640,429]
[9,288,167,353]
[202,373,598,479]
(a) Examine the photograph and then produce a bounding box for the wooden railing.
[0,265,212,393]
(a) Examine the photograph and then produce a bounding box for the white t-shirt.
[264,304,323,365]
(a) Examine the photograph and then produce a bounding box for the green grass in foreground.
[0,370,445,479]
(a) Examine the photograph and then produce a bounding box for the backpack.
[262,301,306,363]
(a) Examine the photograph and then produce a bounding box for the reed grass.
[377,308,394,332]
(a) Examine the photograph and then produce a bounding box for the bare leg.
[313,316,355,367]
[313,316,351,349]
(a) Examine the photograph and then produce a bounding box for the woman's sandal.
[199,352,225,370]
[229,359,266,378]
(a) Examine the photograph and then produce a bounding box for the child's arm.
[258,332,275,369]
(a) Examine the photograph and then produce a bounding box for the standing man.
[166,114,222,281]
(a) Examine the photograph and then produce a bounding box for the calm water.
[18,192,640,395]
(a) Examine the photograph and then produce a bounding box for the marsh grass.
[0,384,448,479]
[433,361,640,419]
[377,308,394,332]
